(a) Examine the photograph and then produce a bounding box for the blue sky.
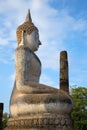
[0,0,87,113]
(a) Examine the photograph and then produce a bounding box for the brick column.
[60,51,69,93]
[0,103,4,129]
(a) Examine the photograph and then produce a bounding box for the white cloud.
[0,58,9,64]
[39,71,59,88]
[10,73,15,81]
[8,73,15,89]
[40,73,55,86]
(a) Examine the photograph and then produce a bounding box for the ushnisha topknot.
[16,9,38,45]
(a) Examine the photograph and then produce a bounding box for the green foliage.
[2,112,9,129]
[71,87,87,130]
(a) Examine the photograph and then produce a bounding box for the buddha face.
[23,30,41,52]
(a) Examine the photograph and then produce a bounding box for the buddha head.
[16,10,41,51]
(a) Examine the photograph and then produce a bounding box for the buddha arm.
[15,46,58,94]
[15,46,33,93]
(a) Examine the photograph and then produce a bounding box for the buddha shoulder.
[15,46,41,65]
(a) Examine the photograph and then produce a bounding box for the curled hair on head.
[16,22,38,45]
[16,10,38,45]
[24,30,26,33]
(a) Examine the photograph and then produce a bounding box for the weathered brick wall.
[0,103,3,130]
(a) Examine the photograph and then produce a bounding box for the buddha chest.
[15,46,41,84]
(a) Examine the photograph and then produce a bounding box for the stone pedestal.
[4,113,73,130]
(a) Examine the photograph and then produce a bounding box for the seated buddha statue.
[10,10,73,118]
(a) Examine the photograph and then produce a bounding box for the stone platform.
[4,113,73,130]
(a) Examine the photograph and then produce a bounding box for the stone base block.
[4,113,73,130]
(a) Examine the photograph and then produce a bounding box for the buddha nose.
[39,40,42,45]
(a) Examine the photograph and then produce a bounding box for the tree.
[71,87,87,130]
[2,112,9,129]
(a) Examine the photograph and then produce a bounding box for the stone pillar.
[60,51,69,93]
[0,103,4,129]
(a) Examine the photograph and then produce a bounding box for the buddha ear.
[19,30,27,46]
